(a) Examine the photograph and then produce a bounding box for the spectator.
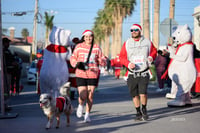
[162,49,172,89]
[103,56,111,75]
[155,50,167,92]
[3,38,17,110]
[11,53,23,95]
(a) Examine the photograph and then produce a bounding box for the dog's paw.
[46,122,51,129]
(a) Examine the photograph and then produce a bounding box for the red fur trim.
[161,42,194,79]
[46,44,67,53]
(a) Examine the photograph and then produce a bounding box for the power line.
[2,20,194,25]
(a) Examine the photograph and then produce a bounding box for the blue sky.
[2,0,200,45]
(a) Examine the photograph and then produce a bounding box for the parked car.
[27,60,37,83]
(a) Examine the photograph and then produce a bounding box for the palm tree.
[169,0,175,19]
[93,7,115,58]
[153,0,160,48]
[105,0,136,57]
[140,0,144,35]
[169,0,175,38]
[144,0,150,39]
[44,12,54,47]
[93,0,136,58]
[93,13,104,50]
[95,9,113,57]
[93,18,105,53]
[21,28,29,42]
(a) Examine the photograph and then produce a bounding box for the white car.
[27,60,37,83]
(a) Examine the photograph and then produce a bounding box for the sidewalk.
[0,75,200,133]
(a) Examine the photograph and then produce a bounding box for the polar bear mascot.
[162,24,196,107]
[40,26,72,98]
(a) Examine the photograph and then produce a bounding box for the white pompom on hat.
[130,24,142,31]
[82,30,93,36]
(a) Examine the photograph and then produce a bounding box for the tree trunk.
[114,17,118,57]
[104,30,110,57]
[144,0,150,39]
[100,40,104,53]
[100,37,105,55]
[114,6,123,56]
[45,28,49,47]
[153,0,160,49]
[116,17,123,55]
[111,28,115,58]
[169,0,175,40]
[169,0,175,19]
[140,0,144,35]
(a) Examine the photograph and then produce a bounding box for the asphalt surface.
[0,75,200,133]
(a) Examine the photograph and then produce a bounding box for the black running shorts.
[127,75,149,97]
[76,77,98,87]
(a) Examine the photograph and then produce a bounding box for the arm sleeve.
[97,47,107,67]
[149,42,157,60]
[119,42,130,68]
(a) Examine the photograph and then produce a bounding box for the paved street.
[0,75,200,133]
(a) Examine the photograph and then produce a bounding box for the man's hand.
[128,63,135,70]
[148,57,153,63]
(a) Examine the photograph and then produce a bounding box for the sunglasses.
[130,29,140,32]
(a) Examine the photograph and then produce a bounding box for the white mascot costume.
[165,24,196,107]
[40,26,71,98]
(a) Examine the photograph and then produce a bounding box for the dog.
[39,82,73,129]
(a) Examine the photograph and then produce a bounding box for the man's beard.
[132,33,141,39]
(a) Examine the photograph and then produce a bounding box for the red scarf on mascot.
[161,42,193,79]
[46,44,68,53]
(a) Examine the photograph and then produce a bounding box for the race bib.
[133,56,145,65]
[132,56,145,70]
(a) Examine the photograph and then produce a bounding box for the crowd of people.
[2,23,200,123]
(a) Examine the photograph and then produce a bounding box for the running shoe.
[76,104,83,118]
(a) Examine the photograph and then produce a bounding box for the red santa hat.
[82,30,93,36]
[130,24,142,31]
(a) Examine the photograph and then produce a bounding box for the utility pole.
[169,0,175,19]
[140,0,144,35]
[169,0,175,37]
[144,0,150,39]
[153,0,160,49]
[150,0,153,41]
[32,0,38,61]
